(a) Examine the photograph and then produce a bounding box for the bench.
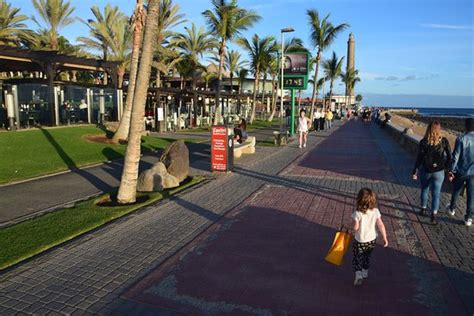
[234,136,256,159]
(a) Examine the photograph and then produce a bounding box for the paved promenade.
[0,121,472,315]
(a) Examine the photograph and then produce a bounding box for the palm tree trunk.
[309,50,321,120]
[192,76,198,128]
[328,80,334,112]
[112,0,144,143]
[117,0,159,204]
[261,73,267,111]
[237,78,242,115]
[50,31,58,51]
[214,40,226,125]
[117,67,125,89]
[298,89,302,113]
[250,69,259,124]
[268,76,277,121]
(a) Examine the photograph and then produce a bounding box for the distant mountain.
[362,93,474,109]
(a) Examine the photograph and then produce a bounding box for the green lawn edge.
[0,176,205,271]
[0,125,202,184]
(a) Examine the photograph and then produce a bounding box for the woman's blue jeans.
[420,169,445,212]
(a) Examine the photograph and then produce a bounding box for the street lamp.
[280,27,294,134]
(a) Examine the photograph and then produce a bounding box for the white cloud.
[421,23,473,30]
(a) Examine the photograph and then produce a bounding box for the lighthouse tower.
[345,33,355,99]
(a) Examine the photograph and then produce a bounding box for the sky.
[14,0,474,108]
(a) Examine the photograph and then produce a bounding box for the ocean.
[391,107,474,118]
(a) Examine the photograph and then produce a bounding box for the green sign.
[283,52,309,90]
[284,76,307,89]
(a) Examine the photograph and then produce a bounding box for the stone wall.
[379,120,421,155]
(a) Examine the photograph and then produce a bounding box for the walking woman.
[297,109,311,148]
[412,121,452,224]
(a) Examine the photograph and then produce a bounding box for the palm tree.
[0,0,31,46]
[117,0,160,204]
[112,0,146,144]
[224,50,246,93]
[77,5,125,61]
[31,0,75,50]
[340,68,360,108]
[267,58,279,121]
[237,34,276,123]
[307,9,348,118]
[108,17,132,89]
[237,67,248,114]
[203,66,218,91]
[316,77,326,104]
[172,23,217,126]
[322,51,344,111]
[202,0,261,125]
[154,0,185,88]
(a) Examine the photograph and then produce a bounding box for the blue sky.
[15,0,474,107]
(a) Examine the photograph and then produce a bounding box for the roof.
[0,46,121,73]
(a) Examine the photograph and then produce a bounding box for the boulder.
[137,162,180,192]
[160,140,189,183]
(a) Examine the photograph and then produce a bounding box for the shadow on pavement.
[123,204,470,315]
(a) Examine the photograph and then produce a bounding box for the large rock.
[137,162,180,192]
[160,140,189,183]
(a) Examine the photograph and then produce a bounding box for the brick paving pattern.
[0,121,472,315]
[121,121,472,315]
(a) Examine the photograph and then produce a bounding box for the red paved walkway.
[123,122,468,315]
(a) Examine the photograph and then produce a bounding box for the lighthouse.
[346,33,355,99]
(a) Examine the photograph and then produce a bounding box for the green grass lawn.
[0,125,197,184]
[0,176,204,271]
[248,118,277,131]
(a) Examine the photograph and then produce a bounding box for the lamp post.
[279,27,294,134]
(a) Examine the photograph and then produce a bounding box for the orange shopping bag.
[325,226,353,266]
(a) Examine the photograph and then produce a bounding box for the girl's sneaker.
[465,219,472,227]
[303,143,307,148]
[354,271,363,286]
[362,269,369,279]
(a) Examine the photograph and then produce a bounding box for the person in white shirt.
[79,99,88,122]
[352,188,388,286]
[313,109,322,132]
[297,109,311,148]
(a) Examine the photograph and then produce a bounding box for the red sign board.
[211,126,228,171]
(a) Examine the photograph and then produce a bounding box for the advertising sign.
[211,126,228,171]
[283,53,309,76]
[283,52,309,90]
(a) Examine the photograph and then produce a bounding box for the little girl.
[298,109,311,148]
[352,188,388,286]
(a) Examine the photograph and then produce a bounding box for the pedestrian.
[352,188,388,286]
[325,110,333,130]
[313,108,321,131]
[285,107,291,127]
[79,99,88,122]
[319,108,326,131]
[297,109,311,148]
[447,118,473,226]
[412,121,452,224]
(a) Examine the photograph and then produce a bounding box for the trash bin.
[211,125,234,172]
